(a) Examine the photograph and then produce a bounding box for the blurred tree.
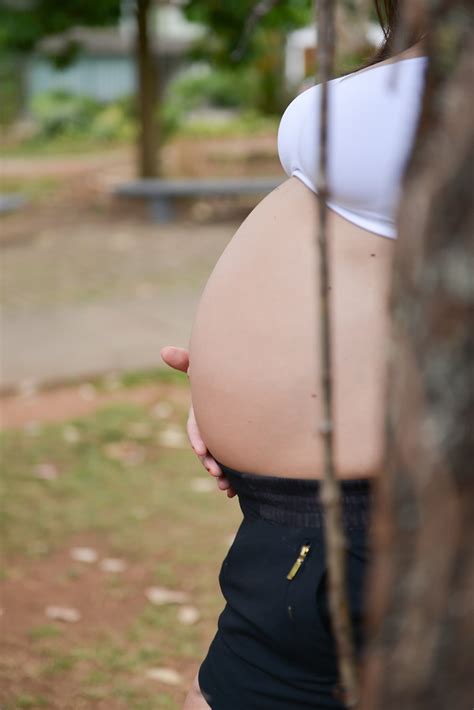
[360,1,474,707]
[0,0,121,57]
[136,0,159,177]
[183,0,313,114]
[0,0,160,177]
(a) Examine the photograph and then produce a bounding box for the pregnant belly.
[188,177,394,479]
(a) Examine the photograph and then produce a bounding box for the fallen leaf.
[45,606,81,623]
[33,463,59,481]
[62,425,81,444]
[190,477,214,493]
[177,605,200,625]
[70,547,98,564]
[102,372,122,391]
[157,425,187,449]
[99,558,127,573]
[144,668,182,685]
[78,383,97,401]
[24,421,42,437]
[104,441,146,466]
[151,402,173,419]
[145,586,189,606]
[17,378,38,399]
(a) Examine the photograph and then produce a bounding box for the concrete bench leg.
[149,196,176,223]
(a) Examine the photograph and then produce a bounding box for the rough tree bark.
[135,0,159,178]
[360,3,474,708]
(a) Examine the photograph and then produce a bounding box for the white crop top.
[277,56,428,238]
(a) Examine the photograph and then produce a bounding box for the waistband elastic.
[214,459,374,529]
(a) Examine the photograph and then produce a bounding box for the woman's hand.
[159,346,236,498]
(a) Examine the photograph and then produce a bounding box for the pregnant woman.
[161,10,428,709]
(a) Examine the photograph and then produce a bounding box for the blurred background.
[1,1,383,707]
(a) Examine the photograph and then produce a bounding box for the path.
[1,138,281,393]
[1,219,234,393]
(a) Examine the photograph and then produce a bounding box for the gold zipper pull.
[286,543,311,580]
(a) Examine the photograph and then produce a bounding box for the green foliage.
[0,54,23,127]
[29,90,135,142]
[0,0,120,57]
[183,0,312,65]
[171,66,260,109]
[89,96,136,141]
[31,90,99,137]
[160,65,261,138]
[182,1,313,115]
[176,110,279,140]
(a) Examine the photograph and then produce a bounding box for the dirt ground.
[0,381,189,431]
[1,137,272,707]
[1,531,160,709]
[0,378,240,709]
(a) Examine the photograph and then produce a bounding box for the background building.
[24,5,205,110]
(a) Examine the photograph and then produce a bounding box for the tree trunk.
[256,28,288,115]
[135,0,159,178]
[360,6,474,709]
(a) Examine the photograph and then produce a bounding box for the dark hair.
[362,0,426,68]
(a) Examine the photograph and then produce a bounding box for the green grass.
[179,111,279,139]
[1,398,226,559]
[28,624,64,641]
[8,695,48,709]
[29,365,188,399]
[0,176,61,204]
[0,383,241,708]
[118,366,187,389]
[0,134,129,158]
[1,109,278,159]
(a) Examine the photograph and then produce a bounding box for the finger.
[217,477,231,490]
[187,404,206,454]
[201,454,223,478]
[204,456,223,477]
[187,415,207,457]
[160,346,189,373]
[226,488,237,498]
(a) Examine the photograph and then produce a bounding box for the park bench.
[113,177,283,223]
[0,193,27,215]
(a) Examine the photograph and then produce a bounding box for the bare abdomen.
[188,177,393,479]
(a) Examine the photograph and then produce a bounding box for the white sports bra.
[277,56,428,238]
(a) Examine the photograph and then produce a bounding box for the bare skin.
[160,41,427,708]
[187,175,394,479]
[159,345,237,496]
[182,673,210,710]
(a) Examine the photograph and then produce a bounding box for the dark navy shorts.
[198,459,374,709]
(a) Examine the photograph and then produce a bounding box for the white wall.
[26,56,135,103]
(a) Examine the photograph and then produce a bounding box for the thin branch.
[230,0,280,61]
[315,0,360,706]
